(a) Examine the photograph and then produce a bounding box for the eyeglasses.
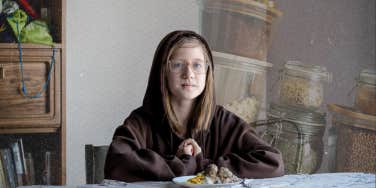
[168,60,209,74]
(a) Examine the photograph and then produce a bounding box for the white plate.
[172,175,243,187]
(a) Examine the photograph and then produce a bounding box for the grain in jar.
[262,103,326,174]
[199,0,282,61]
[278,61,331,110]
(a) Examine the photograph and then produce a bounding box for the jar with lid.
[278,61,331,110]
[261,103,326,174]
[199,0,282,61]
[354,69,376,116]
[212,51,272,123]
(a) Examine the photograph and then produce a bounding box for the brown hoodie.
[104,30,284,182]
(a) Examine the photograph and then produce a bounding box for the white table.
[20,172,375,188]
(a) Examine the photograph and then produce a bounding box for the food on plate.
[187,164,241,184]
[204,164,219,184]
[187,172,205,184]
[218,166,241,183]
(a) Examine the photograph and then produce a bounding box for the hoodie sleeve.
[213,107,284,178]
[104,119,200,182]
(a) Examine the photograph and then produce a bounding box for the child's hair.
[161,36,214,136]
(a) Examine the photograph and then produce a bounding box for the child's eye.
[172,61,184,69]
[193,62,203,69]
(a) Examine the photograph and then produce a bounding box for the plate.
[172,175,243,187]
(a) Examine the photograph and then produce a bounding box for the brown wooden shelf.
[0,0,65,184]
[0,127,59,134]
[0,43,62,49]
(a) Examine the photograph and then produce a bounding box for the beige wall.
[66,0,199,185]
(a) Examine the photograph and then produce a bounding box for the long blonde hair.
[161,36,214,136]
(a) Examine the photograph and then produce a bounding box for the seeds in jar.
[279,77,323,108]
[224,97,259,123]
[336,125,376,173]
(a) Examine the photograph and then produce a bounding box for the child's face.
[167,43,207,104]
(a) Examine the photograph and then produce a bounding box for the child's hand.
[177,138,202,157]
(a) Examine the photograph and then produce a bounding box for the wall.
[66,0,199,185]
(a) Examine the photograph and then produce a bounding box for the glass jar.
[262,103,326,174]
[354,69,376,116]
[326,124,337,172]
[213,51,272,123]
[199,0,282,61]
[278,61,331,110]
[328,104,376,173]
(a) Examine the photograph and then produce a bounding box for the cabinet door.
[0,48,61,128]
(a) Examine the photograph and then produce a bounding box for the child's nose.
[182,64,195,78]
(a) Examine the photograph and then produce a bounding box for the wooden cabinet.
[0,0,65,185]
[0,47,61,128]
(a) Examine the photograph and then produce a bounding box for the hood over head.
[141,30,215,132]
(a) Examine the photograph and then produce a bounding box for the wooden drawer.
[0,48,61,128]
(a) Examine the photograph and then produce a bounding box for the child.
[104,30,284,182]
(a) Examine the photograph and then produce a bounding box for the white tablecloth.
[19,172,375,188]
[242,173,375,188]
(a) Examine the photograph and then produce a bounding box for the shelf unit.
[0,0,65,185]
